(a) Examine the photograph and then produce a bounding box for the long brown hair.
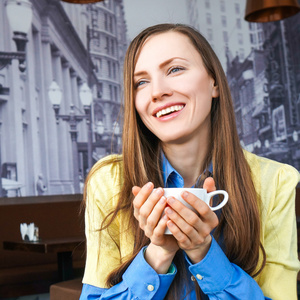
[84,23,266,299]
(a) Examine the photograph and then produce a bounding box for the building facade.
[186,0,263,71]
[63,0,127,166]
[0,0,127,197]
[227,13,300,170]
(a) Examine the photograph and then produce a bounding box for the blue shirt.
[80,155,271,300]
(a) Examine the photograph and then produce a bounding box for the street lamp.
[96,120,105,136]
[48,80,93,194]
[79,82,93,170]
[0,0,33,72]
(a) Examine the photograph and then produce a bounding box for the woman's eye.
[135,80,146,88]
[168,66,184,74]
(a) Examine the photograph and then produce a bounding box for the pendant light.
[61,0,103,3]
[245,0,300,22]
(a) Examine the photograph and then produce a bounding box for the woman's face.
[134,31,219,145]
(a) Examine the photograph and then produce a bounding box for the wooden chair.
[50,277,82,300]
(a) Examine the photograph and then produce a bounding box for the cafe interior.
[0,0,300,299]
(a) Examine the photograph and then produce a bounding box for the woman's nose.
[151,78,173,101]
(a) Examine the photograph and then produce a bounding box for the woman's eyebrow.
[134,57,187,78]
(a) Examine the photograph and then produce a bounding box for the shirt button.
[196,274,203,280]
[191,276,196,281]
[147,285,155,291]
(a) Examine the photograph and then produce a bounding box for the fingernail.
[166,207,173,214]
[168,221,174,227]
[159,196,166,204]
[167,197,175,204]
[146,182,153,189]
[182,191,189,198]
[163,214,169,220]
[155,187,162,194]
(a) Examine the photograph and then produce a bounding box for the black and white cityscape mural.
[0,0,299,199]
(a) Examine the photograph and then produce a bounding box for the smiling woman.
[79,24,300,300]
[134,31,219,148]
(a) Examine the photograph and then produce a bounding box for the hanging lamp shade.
[61,0,103,3]
[245,0,300,22]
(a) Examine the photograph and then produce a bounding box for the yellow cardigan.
[82,150,300,300]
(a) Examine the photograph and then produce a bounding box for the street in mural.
[0,0,299,198]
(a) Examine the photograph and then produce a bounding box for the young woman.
[79,24,300,300]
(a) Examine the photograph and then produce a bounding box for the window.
[221,16,227,27]
[249,22,256,30]
[223,31,228,43]
[93,31,100,48]
[206,13,212,25]
[106,36,109,54]
[109,85,113,101]
[238,33,243,45]
[205,0,210,9]
[104,14,108,31]
[107,60,111,77]
[220,1,225,12]
[235,3,240,14]
[236,18,241,29]
[111,39,115,56]
[239,49,245,60]
[97,82,103,98]
[258,31,264,43]
[113,62,116,79]
[207,28,213,41]
[250,33,256,44]
[94,58,102,73]
[91,10,98,29]
[114,86,118,101]
[109,16,113,33]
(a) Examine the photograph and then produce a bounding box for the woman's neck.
[162,137,209,188]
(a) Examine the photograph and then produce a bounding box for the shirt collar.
[161,152,213,188]
[162,152,184,188]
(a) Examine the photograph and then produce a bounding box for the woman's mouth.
[155,105,184,118]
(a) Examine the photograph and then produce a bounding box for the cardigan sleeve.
[82,155,131,288]
[255,162,300,300]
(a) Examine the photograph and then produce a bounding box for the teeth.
[156,105,184,118]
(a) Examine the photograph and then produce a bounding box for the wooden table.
[3,237,85,281]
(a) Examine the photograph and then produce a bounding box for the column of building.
[40,18,63,195]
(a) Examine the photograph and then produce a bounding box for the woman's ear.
[212,83,219,98]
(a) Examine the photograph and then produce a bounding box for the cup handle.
[207,190,228,211]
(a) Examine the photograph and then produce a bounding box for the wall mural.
[0,0,299,199]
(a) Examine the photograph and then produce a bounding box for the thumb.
[132,186,141,197]
[203,177,216,193]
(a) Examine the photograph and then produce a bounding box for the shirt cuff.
[123,246,176,300]
[185,236,234,294]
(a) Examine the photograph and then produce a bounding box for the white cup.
[163,188,228,234]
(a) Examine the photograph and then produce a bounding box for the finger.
[139,188,164,227]
[132,182,154,210]
[166,219,193,248]
[180,191,219,227]
[150,209,169,238]
[165,205,200,242]
[203,177,216,193]
[165,204,216,249]
[133,182,153,220]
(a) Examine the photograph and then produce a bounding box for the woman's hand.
[132,182,179,273]
[164,177,219,264]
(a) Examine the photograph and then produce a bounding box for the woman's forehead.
[134,31,201,71]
